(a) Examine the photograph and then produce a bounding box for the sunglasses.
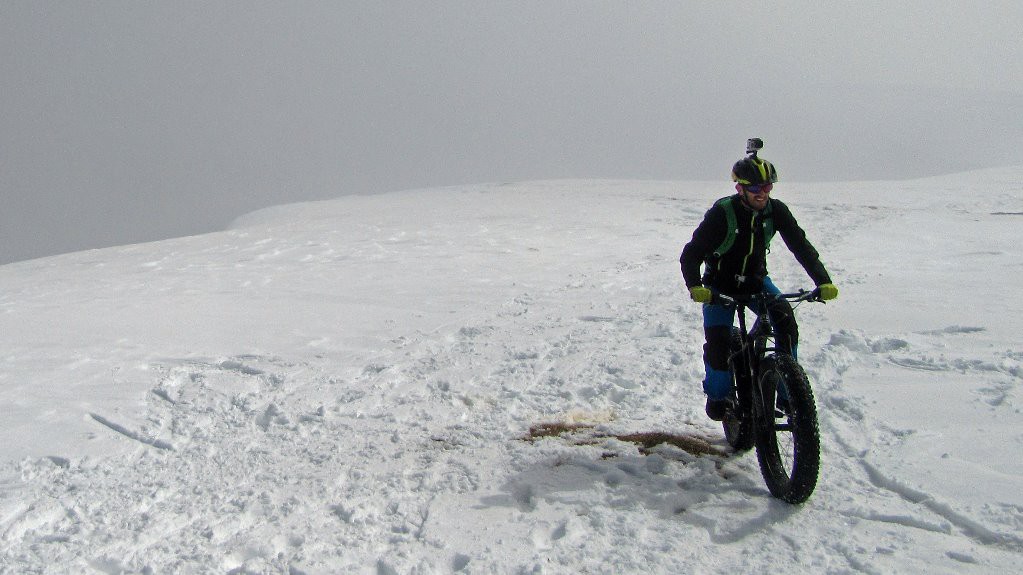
[742,183,773,194]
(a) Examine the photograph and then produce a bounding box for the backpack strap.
[712,196,776,257]
[712,197,738,258]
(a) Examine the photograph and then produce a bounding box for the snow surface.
[1,171,1022,573]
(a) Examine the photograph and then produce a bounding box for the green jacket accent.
[711,196,775,259]
[680,194,831,295]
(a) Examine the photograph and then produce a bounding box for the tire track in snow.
[858,458,1023,552]
[3,354,415,572]
[810,329,1023,555]
[88,413,175,451]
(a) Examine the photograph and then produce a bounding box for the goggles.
[742,183,773,194]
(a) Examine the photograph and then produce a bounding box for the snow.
[1,171,1022,573]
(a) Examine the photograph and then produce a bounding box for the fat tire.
[723,328,754,452]
[754,354,820,503]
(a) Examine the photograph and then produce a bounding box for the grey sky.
[2,2,1021,264]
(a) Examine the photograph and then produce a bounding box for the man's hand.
[817,283,839,301]
[688,286,712,303]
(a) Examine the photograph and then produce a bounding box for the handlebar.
[712,288,824,307]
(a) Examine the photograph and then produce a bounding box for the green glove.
[817,283,839,301]
[689,286,712,303]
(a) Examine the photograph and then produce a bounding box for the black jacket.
[680,194,831,295]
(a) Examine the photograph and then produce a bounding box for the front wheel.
[754,354,820,504]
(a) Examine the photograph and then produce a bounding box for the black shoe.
[705,398,731,421]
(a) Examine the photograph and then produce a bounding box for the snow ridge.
[1,175,1022,572]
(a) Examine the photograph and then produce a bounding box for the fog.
[2,2,1021,265]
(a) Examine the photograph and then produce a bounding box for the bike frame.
[720,290,819,427]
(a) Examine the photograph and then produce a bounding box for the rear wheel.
[723,328,754,452]
[754,354,820,504]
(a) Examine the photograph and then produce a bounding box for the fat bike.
[717,288,825,504]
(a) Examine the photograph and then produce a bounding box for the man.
[680,144,838,421]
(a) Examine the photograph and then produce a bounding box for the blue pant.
[701,277,798,400]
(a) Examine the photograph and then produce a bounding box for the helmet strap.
[736,184,752,210]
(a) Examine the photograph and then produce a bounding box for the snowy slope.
[0,172,1021,573]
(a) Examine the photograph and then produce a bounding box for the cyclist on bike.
[680,145,838,421]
